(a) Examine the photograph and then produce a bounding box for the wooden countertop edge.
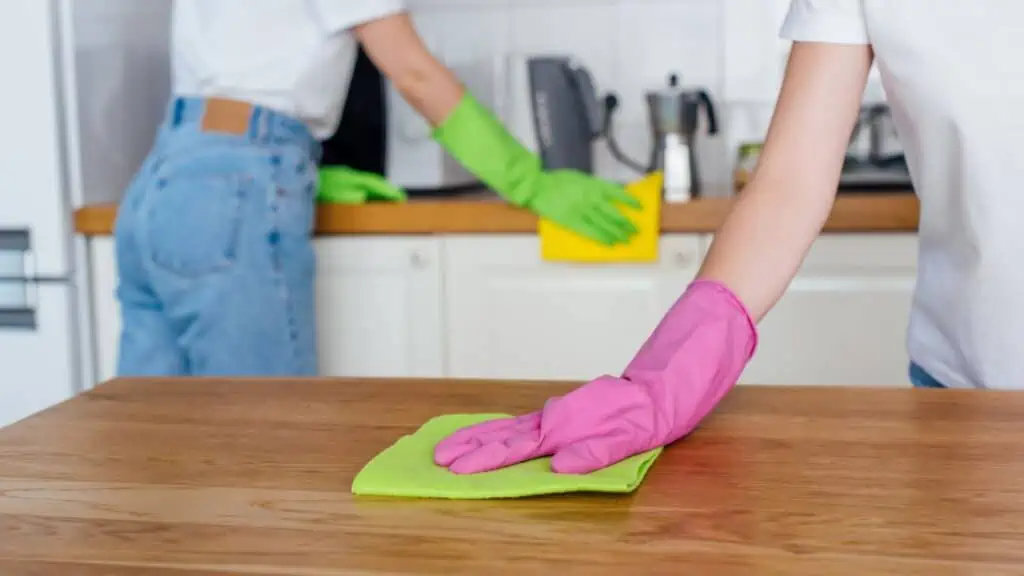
[72,194,920,236]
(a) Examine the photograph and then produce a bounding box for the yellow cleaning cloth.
[539,172,662,263]
[351,414,663,499]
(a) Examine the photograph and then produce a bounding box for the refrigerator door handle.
[0,307,35,330]
[0,228,39,331]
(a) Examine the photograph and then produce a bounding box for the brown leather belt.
[198,97,255,136]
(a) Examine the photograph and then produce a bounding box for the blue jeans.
[113,97,320,376]
[909,363,947,388]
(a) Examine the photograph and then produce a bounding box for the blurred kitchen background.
[1,0,917,429]
[73,0,899,207]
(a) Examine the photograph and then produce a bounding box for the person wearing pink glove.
[437,0,1024,474]
[435,280,756,474]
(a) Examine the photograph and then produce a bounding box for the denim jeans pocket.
[140,171,251,278]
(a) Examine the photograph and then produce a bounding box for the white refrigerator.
[0,0,170,427]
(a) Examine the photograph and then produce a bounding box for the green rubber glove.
[433,95,640,245]
[317,166,407,204]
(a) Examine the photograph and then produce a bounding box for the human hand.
[521,170,641,246]
[317,166,406,204]
[434,280,757,474]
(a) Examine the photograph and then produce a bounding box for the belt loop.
[171,98,185,128]
[250,107,267,144]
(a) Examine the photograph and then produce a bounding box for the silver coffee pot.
[603,73,719,201]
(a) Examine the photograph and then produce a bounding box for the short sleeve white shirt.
[781,0,1024,389]
[172,0,405,139]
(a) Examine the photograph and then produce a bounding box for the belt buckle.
[200,97,252,136]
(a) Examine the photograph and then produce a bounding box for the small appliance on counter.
[516,56,604,173]
[603,73,719,201]
[321,47,485,198]
[384,58,498,197]
[320,45,386,177]
[733,104,914,194]
[840,103,913,191]
[509,57,720,202]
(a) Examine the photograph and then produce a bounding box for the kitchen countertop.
[1,378,1022,574]
[72,188,920,236]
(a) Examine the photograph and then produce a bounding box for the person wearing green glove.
[114,1,639,378]
[431,97,640,245]
[357,15,640,246]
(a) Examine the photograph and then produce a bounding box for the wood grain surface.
[2,378,1020,575]
[72,192,920,236]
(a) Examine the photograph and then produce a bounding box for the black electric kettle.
[524,56,605,173]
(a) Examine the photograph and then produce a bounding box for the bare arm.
[699,42,873,321]
[354,12,464,125]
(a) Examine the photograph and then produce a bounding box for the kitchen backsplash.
[404,0,795,191]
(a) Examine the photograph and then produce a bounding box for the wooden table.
[1,379,1023,575]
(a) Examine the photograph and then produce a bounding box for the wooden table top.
[72,192,920,236]
[2,378,1022,575]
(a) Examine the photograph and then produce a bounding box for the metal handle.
[674,251,693,267]
[697,90,719,135]
[0,306,35,329]
[0,229,38,330]
[569,63,604,139]
[409,251,428,268]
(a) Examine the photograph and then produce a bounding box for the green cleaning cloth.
[317,166,407,204]
[351,413,663,499]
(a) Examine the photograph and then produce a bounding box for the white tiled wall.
[407,0,794,190]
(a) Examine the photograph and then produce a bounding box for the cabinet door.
[739,235,918,386]
[315,237,444,378]
[443,234,703,381]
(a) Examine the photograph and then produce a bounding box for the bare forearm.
[697,42,873,321]
[698,177,835,321]
[355,12,464,125]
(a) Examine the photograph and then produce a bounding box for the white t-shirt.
[781,0,1024,389]
[172,0,405,139]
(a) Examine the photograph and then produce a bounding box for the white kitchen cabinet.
[315,237,444,378]
[725,234,919,386]
[87,231,918,387]
[442,234,705,380]
[443,233,917,386]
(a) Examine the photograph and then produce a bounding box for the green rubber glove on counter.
[434,95,641,246]
[317,166,407,204]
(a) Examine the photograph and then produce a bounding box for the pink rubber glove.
[434,280,757,475]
